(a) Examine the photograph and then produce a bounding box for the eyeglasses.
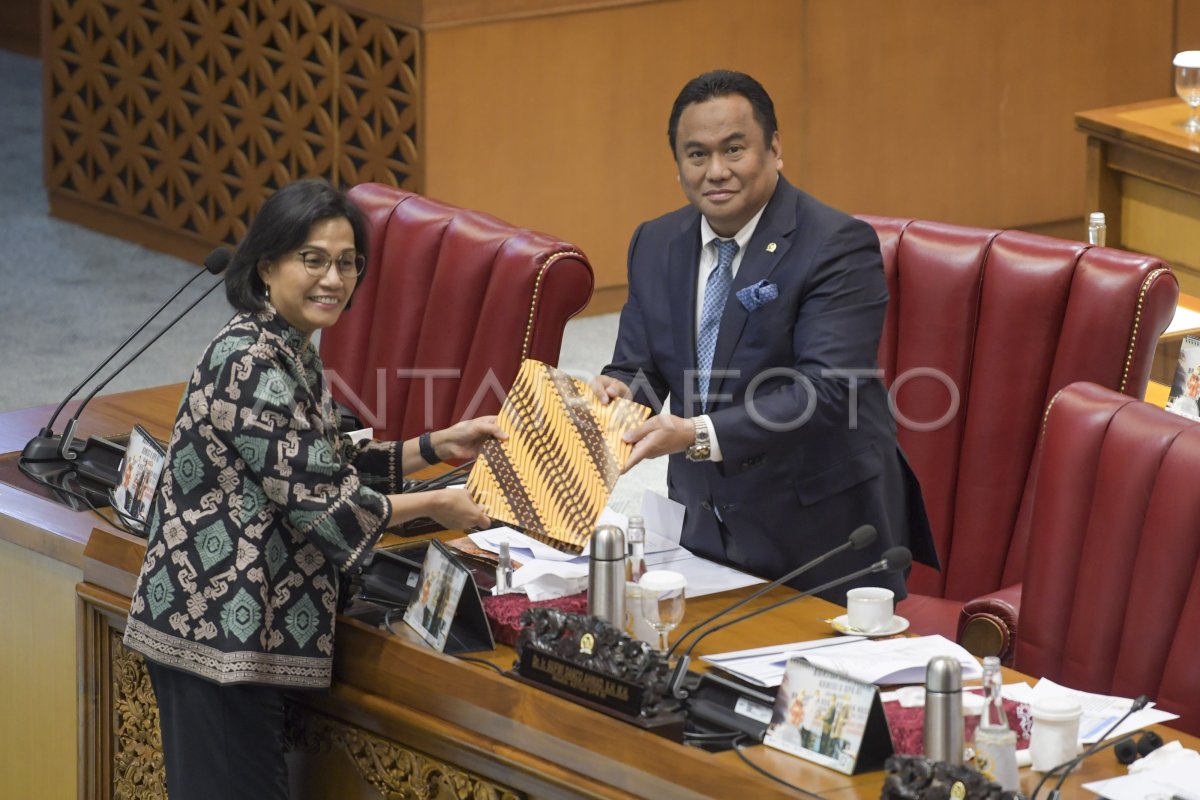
[296,249,365,278]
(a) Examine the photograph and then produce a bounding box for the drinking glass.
[639,570,686,653]
[1175,51,1200,133]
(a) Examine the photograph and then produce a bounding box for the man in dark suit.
[594,70,936,600]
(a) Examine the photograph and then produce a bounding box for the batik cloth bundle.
[466,359,650,553]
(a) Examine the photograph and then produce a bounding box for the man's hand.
[432,416,506,461]
[591,374,632,405]
[622,413,695,471]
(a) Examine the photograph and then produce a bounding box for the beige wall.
[0,537,81,799]
[423,0,808,308]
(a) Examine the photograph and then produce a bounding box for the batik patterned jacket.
[124,308,398,688]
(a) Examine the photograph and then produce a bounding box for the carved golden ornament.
[579,632,595,655]
[111,631,168,800]
[46,0,420,247]
[286,707,525,800]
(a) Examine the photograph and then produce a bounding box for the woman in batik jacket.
[124,179,499,800]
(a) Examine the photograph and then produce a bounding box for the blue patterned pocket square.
[736,280,778,312]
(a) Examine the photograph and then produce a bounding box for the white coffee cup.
[846,587,894,633]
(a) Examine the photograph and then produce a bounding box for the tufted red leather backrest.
[1014,382,1200,735]
[860,217,1178,601]
[320,184,594,442]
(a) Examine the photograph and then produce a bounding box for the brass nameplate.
[517,648,645,717]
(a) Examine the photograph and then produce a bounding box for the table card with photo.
[1166,334,1200,420]
[763,658,894,775]
[401,540,495,654]
[111,424,165,531]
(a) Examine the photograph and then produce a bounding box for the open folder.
[466,359,650,553]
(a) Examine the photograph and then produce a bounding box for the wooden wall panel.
[1177,0,1200,50]
[422,0,806,307]
[0,0,40,56]
[799,0,1173,228]
[424,0,1179,302]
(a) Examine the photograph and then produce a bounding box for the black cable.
[17,459,90,503]
[406,460,475,492]
[1030,730,1138,799]
[682,730,743,743]
[731,734,827,799]
[455,655,504,675]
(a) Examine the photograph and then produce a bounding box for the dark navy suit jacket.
[603,177,936,600]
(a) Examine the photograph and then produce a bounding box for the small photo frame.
[403,540,472,652]
[111,425,166,531]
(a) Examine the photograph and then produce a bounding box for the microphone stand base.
[18,434,127,511]
[680,671,773,750]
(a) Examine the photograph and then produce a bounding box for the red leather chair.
[1014,382,1200,736]
[860,217,1178,650]
[320,184,594,442]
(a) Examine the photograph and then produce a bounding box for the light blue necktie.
[697,239,739,412]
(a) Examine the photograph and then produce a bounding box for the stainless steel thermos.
[587,525,625,626]
[924,655,964,764]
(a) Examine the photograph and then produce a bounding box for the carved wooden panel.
[79,587,168,800]
[46,0,420,249]
[79,584,523,800]
[286,706,525,800]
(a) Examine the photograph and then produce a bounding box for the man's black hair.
[667,69,779,154]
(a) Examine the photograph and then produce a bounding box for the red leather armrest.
[958,583,1023,663]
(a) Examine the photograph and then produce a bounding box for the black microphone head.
[882,546,912,572]
[848,524,876,550]
[204,247,233,274]
[1131,694,1150,712]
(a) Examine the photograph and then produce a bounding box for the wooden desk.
[1077,98,1200,297]
[3,386,1196,799]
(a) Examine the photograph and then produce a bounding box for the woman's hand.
[424,489,490,531]
[431,416,505,461]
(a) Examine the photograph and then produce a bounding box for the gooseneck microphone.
[667,524,877,661]
[19,248,231,504]
[1033,694,1151,800]
[669,544,912,705]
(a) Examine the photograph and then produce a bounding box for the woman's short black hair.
[225,179,369,313]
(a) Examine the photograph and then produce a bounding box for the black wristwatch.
[685,418,710,462]
[419,431,441,465]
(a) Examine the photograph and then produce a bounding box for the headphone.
[1114,731,1164,765]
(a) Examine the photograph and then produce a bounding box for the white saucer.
[830,614,909,637]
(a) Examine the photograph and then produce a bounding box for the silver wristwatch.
[685,417,710,462]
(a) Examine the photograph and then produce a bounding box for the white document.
[1082,758,1200,799]
[468,527,582,563]
[1166,302,1200,335]
[798,635,983,686]
[702,637,868,687]
[1029,678,1179,743]
[467,509,763,600]
[640,490,685,548]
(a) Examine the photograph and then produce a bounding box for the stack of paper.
[703,635,983,688]
[465,492,764,601]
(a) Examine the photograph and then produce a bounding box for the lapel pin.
[766,242,777,253]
